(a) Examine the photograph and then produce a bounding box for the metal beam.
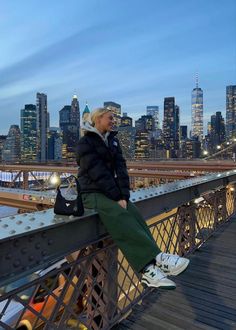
[0,187,55,209]
[1,160,236,174]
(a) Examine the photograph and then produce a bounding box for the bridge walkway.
[116,218,236,330]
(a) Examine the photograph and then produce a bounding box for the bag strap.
[56,175,81,194]
[71,175,81,194]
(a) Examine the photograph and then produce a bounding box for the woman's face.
[96,111,114,132]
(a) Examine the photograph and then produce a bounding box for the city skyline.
[0,0,235,135]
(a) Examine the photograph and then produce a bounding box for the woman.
[76,107,189,289]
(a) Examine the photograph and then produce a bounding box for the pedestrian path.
[116,217,236,330]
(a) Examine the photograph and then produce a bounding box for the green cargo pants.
[82,192,161,273]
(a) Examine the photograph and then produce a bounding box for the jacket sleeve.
[77,138,122,201]
[114,140,130,201]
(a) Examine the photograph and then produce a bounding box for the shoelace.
[145,266,167,279]
[161,254,179,266]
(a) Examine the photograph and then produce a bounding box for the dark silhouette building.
[2,125,21,162]
[59,95,80,160]
[20,104,37,161]
[36,93,49,162]
[210,111,226,151]
[226,85,236,140]
[180,125,188,140]
[163,97,180,158]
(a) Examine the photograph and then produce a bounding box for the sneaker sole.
[162,259,190,276]
[141,279,176,290]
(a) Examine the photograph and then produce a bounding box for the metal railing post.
[176,203,197,255]
[86,239,118,330]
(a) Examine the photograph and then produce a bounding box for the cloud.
[0,21,124,89]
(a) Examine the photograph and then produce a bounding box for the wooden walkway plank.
[158,293,236,322]
[116,218,236,329]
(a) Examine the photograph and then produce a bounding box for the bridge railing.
[0,171,236,330]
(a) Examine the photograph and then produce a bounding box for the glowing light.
[217,145,221,150]
[50,174,61,186]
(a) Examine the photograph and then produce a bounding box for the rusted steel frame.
[11,171,23,187]
[175,204,195,255]
[85,240,118,330]
[29,170,45,190]
[232,183,236,214]
[22,171,29,190]
[0,235,143,330]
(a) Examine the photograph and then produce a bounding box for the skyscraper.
[2,125,21,162]
[191,76,203,141]
[20,104,37,161]
[59,105,70,159]
[120,113,132,127]
[82,102,90,124]
[0,135,6,161]
[210,111,226,150]
[58,95,80,160]
[36,93,49,162]
[135,130,150,159]
[180,125,188,140]
[163,97,180,158]
[135,115,154,132]
[226,85,236,139]
[146,106,159,130]
[118,126,136,160]
[48,127,63,160]
[70,94,80,139]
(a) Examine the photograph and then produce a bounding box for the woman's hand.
[118,199,127,209]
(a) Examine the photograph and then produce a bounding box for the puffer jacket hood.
[81,121,111,146]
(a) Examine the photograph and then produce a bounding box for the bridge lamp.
[203,150,208,156]
[226,142,230,145]
[233,138,236,142]
[217,145,221,150]
[50,174,61,186]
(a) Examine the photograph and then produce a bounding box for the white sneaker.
[141,264,176,289]
[156,253,190,276]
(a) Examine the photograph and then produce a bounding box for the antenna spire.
[196,72,199,88]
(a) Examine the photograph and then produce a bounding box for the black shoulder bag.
[54,176,84,216]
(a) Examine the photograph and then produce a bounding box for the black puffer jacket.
[76,129,130,201]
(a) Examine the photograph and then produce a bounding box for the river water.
[0,205,18,218]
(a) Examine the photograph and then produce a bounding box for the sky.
[0,0,235,135]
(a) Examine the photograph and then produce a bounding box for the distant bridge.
[1,160,236,210]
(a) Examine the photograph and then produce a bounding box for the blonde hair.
[90,107,112,126]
